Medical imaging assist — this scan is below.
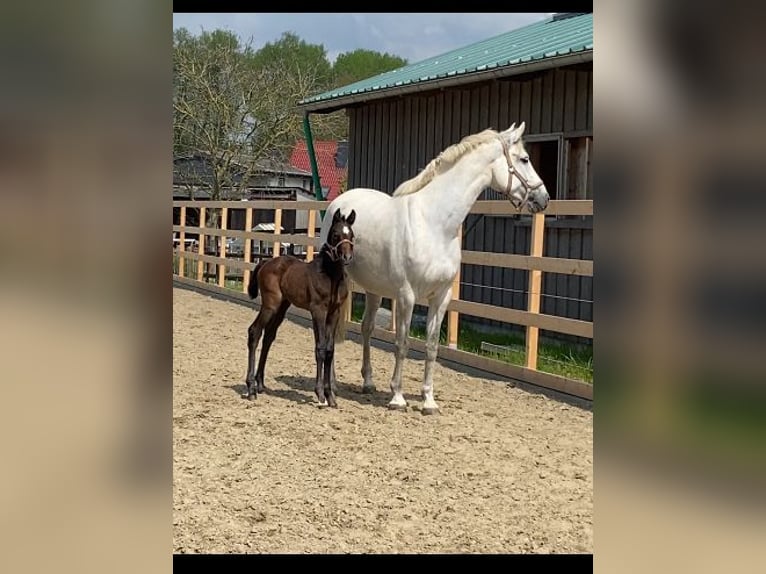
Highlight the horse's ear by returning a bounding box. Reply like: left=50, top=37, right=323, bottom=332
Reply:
left=346, top=209, right=356, bottom=225
left=509, top=121, right=526, bottom=143
left=332, top=209, right=342, bottom=223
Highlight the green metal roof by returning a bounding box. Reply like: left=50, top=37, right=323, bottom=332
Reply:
left=299, top=12, right=592, bottom=111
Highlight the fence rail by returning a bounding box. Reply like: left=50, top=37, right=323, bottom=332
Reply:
left=172, top=199, right=593, bottom=400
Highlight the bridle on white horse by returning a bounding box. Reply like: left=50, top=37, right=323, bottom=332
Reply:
left=498, top=136, right=544, bottom=210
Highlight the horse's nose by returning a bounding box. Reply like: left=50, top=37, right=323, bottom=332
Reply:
left=534, top=187, right=550, bottom=210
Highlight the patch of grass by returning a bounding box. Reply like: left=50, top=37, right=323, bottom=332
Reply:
left=351, top=300, right=365, bottom=323
left=429, top=321, right=593, bottom=384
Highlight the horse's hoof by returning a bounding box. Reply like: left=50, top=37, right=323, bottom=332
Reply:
left=361, top=385, right=375, bottom=394
left=421, top=407, right=441, bottom=416
left=246, top=394, right=256, bottom=401
left=387, top=403, right=408, bottom=411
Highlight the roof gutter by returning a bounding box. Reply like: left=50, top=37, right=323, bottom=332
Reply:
left=299, top=50, right=592, bottom=114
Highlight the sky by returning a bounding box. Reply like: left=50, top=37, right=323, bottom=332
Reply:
left=172, top=13, right=552, bottom=64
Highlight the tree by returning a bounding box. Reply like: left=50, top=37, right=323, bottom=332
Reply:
left=173, top=28, right=329, bottom=201
left=247, top=32, right=336, bottom=155
left=248, top=32, right=333, bottom=88
left=173, top=28, right=253, bottom=200
left=332, top=49, right=408, bottom=87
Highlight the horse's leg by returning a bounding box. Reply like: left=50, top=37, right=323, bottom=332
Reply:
left=360, top=292, right=382, bottom=394
left=388, top=289, right=415, bottom=410
left=245, top=310, right=271, bottom=399
left=311, top=309, right=329, bottom=407
left=421, top=285, right=453, bottom=415
left=254, top=301, right=290, bottom=393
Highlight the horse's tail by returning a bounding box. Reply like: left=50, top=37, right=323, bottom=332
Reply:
left=248, top=260, right=265, bottom=300
left=334, top=295, right=351, bottom=344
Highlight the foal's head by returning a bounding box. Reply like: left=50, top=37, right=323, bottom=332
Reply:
left=325, top=209, right=356, bottom=265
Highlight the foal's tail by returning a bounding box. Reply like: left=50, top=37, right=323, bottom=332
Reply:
left=248, top=260, right=265, bottom=300
left=334, top=295, right=351, bottom=344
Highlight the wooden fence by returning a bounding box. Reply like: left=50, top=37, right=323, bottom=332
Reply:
left=172, top=199, right=593, bottom=401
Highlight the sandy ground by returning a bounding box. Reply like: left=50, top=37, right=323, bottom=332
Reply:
left=173, top=286, right=593, bottom=554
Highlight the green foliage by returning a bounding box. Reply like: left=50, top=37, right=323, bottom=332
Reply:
left=248, top=32, right=333, bottom=87
left=333, top=49, right=407, bottom=86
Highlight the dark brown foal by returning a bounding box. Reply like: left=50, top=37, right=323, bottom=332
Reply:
left=244, top=209, right=356, bottom=407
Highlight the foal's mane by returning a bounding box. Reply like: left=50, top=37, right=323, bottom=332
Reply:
left=392, top=128, right=501, bottom=197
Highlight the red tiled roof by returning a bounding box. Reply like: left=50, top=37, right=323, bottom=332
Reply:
left=289, top=139, right=347, bottom=202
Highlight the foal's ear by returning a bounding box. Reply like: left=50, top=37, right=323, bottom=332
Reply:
left=346, top=209, right=356, bottom=225
left=332, top=209, right=343, bottom=224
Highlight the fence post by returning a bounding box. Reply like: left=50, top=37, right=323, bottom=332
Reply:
left=243, top=207, right=253, bottom=294
left=218, top=207, right=228, bottom=287
left=306, top=209, right=316, bottom=262
left=273, top=208, right=282, bottom=257
left=525, top=212, right=545, bottom=369
left=178, top=206, right=186, bottom=277
left=447, top=224, right=462, bottom=349
left=197, top=206, right=206, bottom=281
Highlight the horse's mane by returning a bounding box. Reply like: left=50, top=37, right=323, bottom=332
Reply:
left=392, top=128, right=501, bottom=197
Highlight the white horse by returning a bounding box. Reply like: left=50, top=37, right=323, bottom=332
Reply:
left=319, top=122, right=550, bottom=414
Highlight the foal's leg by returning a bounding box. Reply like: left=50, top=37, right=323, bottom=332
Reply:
left=388, top=289, right=415, bottom=410
left=323, top=309, right=341, bottom=408
left=245, top=310, right=270, bottom=399
left=421, top=285, right=453, bottom=415
left=360, top=292, right=382, bottom=394
left=311, top=309, right=329, bottom=407
left=254, top=301, right=290, bottom=393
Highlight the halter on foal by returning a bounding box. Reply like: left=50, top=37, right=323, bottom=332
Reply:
left=244, top=209, right=356, bottom=407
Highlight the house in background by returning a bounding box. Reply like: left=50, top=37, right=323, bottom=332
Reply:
left=289, top=139, right=348, bottom=201
left=173, top=153, right=314, bottom=201
left=173, top=152, right=316, bottom=256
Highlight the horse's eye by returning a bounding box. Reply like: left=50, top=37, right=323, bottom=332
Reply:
left=520, top=156, right=529, bottom=164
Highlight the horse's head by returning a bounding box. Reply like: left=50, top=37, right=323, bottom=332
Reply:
left=326, top=208, right=356, bottom=265
left=489, top=122, right=550, bottom=213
